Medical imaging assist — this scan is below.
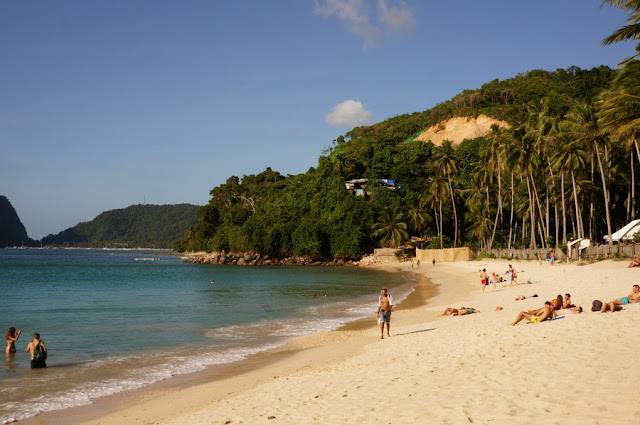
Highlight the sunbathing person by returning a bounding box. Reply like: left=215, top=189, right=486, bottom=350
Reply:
left=600, top=284, right=640, bottom=312
left=458, top=307, right=480, bottom=315
left=441, top=307, right=480, bottom=316
left=510, top=302, right=556, bottom=326
left=515, top=294, right=538, bottom=301
left=628, top=257, right=640, bottom=268
left=600, top=302, right=624, bottom=312
left=555, top=306, right=583, bottom=315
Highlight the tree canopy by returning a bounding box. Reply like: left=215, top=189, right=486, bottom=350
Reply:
left=178, top=63, right=640, bottom=257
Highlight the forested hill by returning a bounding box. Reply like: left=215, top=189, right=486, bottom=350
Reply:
left=177, top=64, right=637, bottom=258
left=41, top=204, right=199, bottom=248
left=0, top=196, right=34, bottom=247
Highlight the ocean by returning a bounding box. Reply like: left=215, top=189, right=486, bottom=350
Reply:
left=0, top=249, right=420, bottom=424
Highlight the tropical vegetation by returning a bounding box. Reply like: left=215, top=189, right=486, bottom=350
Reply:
left=177, top=3, right=640, bottom=258
left=41, top=204, right=199, bottom=248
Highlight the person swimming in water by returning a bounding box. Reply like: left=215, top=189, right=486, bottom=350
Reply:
left=6, top=327, right=21, bottom=353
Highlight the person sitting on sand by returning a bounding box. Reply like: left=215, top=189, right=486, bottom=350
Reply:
left=600, top=284, right=640, bottom=312
left=628, top=257, right=640, bottom=268
left=515, top=294, right=538, bottom=301
left=563, top=293, right=575, bottom=309
left=510, top=302, right=556, bottom=326
left=550, top=295, right=564, bottom=311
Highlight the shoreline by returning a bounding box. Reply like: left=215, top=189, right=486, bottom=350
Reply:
left=19, top=261, right=451, bottom=425
left=22, top=259, right=640, bottom=424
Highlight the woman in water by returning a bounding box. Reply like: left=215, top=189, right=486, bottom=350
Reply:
left=6, top=327, right=21, bottom=353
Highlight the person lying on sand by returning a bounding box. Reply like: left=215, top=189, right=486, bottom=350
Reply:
left=555, top=306, right=583, bottom=315
left=515, top=294, right=538, bottom=301
left=441, top=307, right=480, bottom=316
left=600, top=284, right=640, bottom=313
left=510, top=302, right=556, bottom=326
left=600, top=301, right=624, bottom=312
left=628, top=257, right=640, bottom=268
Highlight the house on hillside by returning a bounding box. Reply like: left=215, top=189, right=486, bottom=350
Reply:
left=345, top=179, right=401, bottom=196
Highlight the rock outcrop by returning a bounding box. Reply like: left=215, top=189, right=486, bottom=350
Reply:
left=184, top=251, right=357, bottom=267
left=0, top=196, right=33, bottom=247
left=413, top=114, right=510, bottom=146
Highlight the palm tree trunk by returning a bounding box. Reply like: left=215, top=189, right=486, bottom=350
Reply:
left=571, top=169, right=583, bottom=239
left=554, top=204, right=559, bottom=247
left=530, top=176, right=548, bottom=244
left=594, top=141, right=613, bottom=245
left=447, top=175, right=458, bottom=247
left=508, top=173, right=515, bottom=249
left=526, top=176, right=535, bottom=248
left=628, top=152, right=634, bottom=222
left=439, top=203, right=444, bottom=249
left=631, top=134, right=640, bottom=218
left=490, top=165, right=502, bottom=249
left=561, top=170, right=567, bottom=243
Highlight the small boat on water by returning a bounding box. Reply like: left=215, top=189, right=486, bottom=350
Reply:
left=134, top=258, right=160, bottom=261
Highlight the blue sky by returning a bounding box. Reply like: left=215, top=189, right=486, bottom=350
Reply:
left=0, top=0, right=635, bottom=240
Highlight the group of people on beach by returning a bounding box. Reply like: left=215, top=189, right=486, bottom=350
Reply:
left=509, top=293, right=581, bottom=325
left=438, top=281, right=640, bottom=327
left=5, top=327, right=47, bottom=368
left=594, top=284, right=640, bottom=312
left=510, top=285, right=640, bottom=325
left=479, top=264, right=519, bottom=292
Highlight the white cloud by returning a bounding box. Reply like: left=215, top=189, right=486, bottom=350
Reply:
left=314, top=0, right=415, bottom=47
left=325, top=100, right=374, bottom=127
left=377, top=0, right=415, bottom=33
left=313, top=0, right=379, bottom=47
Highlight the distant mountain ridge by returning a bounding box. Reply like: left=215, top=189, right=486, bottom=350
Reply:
left=41, top=204, right=199, bottom=249
left=0, top=196, right=34, bottom=247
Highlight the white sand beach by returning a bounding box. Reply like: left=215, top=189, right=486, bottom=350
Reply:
left=26, top=259, right=640, bottom=425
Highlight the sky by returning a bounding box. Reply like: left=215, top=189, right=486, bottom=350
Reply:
left=1, top=0, right=636, bottom=240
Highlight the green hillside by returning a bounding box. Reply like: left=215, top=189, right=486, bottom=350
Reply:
left=178, top=62, right=640, bottom=258
left=41, top=204, right=199, bottom=249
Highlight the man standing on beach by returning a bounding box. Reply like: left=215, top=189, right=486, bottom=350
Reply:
left=480, top=269, right=489, bottom=292
left=377, top=288, right=394, bottom=339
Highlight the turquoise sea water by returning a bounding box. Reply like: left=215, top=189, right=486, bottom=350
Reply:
left=0, top=249, right=419, bottom=424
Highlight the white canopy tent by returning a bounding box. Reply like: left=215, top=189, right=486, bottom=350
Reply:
left=603, top=219, right=640, bottom=243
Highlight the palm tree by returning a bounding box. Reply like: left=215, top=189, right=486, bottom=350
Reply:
left=466, top=205, right=494, bottom=248
left=507, top=127, right=542, bottom=248
left=599, top=60, right=640, bottom=219
left=432, top=140, right=459, bottom=247
left=427, top=177, right=449, bottom=249
left=602, top=0, right=640, bottom=63
left=550, top=134, right=588, bottom=239
left=372, top=208, right=409, bottom=248
left=564, top=101, right=614, bottom=245
left=407, top=196, right=432, bottom=239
